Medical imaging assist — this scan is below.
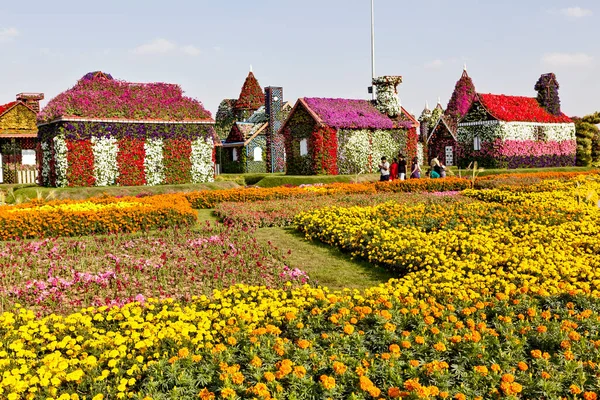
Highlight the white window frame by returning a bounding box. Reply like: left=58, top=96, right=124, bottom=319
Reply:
left=253, top=147, right=263, bottom=162
left=232, top=148, right=238, bottom=161
left=473, top=136, right=481, bottom=151
left=21, top=149, right=36, bottom=165
left=299, top=138, right=308, bottom=156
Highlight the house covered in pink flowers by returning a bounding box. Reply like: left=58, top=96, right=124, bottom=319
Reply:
left=37, top=71, right=217, bottom=187
left=282, top=76, right=419, bottom=175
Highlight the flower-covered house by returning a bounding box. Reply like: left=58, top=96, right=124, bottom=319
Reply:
left=37, top=71, right=217, bottom=187
left=282, top=76, right=419, bottom=175
left=457, top=73, right=575, bottom=168
left=217, top=71, right=290, bottom=173
left=220, top=99, right=292, bottom=173
left=0, top=93, right=44, bottom=183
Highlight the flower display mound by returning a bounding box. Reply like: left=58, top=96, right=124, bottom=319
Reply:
left=295, top=177, right=600, bottom=300
left=0, top=225, right=305, bottom=316
left=38, top=71, right=212, bottom=123
left=215, top=191, right=467, bottom=228
left=1, top=284, right=600, bottom=398
left=0, top=194, right=196, bottom=239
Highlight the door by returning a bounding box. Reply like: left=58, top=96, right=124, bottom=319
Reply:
left=445, top=146, right=453, bottom=166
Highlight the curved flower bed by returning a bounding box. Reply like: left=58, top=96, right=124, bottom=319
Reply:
left=1, top=284, right=599, bottom=398
left=0, top=194, right=196, bottom=239
left=295, top=177, right=600, bottom=300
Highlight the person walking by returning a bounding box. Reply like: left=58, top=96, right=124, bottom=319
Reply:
left=378, top=156, right=390, bottom=181
left=398, top=154, right=407, bottom=181
left=410, top=157, right=421, bottom=178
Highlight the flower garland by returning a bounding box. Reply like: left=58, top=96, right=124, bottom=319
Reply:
left=144, top=138, right=165, bottom=186
left=53, top=134, right=68, bottom=188
left=311, top=126, right=338, bottom=175
left=66, top=139, right=95, bottom=187
left=163, top=139, right=192, bottom=185
left=190, top=137, right=215, bottom=183
left=117, top=138, right=146, bottom=186
left=40, top=141, right=52, bottom=186
left=91, top=136, right=119, bottom=186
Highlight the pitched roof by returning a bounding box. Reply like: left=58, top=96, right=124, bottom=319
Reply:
left=38, top=71, right=213, bottom=123
left=302, top=98, right=394, bottom=129
left=0, top=101, right=18, bottom=117
left=477, top=93, right=572, bottom=123
left=235, top=72, right=264, bottom=111
left=427, top=115, right=457, bottom=143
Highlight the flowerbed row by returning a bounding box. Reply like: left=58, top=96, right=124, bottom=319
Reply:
left=0, top=194, right=196, bottom=240
left=1, top=284, right=599, bottom=398
left=215, top=192, right=466, bottom=228
left=295, top=177, right=600, bottom=300
left=0, top=224, right=303, bottom=316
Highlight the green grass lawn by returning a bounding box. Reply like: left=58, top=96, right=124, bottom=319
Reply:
left=254, top=173, right=380, bottom=188
left=254, top=227, right=395, bottom=290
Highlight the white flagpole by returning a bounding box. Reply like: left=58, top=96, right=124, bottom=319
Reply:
left=371, top=0, right=376, bottom=100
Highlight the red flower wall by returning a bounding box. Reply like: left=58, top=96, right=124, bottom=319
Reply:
left=66, top=139, right=95, bottom=187
left=117, top=138, right=146, bottom=186
left=163, top=139, right=192, bottom=184
left=311, top=126, right=338, bottom=175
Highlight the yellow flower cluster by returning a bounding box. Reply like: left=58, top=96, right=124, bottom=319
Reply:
left=295, top=177, right=600, bottom=300
left=2, top=283, right=599, bottom=398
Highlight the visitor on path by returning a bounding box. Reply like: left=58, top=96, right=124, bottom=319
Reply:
left=438, top=159, right=447, bottom=178
left=379, top=156, right=390, bottom=181
left=398, top=154, right=407, bottom=181
left=410, top=157, right=421, bottom=178
left=430, top=158, right=441, bottom=179
left=390, top=158, right=398, bottom=180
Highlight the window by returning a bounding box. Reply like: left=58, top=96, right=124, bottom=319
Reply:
left=535, top=126, right=546, bottom=141
left=232, top=148, right=238, bottom=161
left=253, top=147, right=263, bottom=162
left=22, top=149, right=36, bottom=165
left=299, top=138, right=308, bottom=156
left=473, top=136, right=481, bottom=151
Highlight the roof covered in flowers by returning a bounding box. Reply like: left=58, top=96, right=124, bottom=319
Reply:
left=301, top=98, right=414, bottom=130
left=477, top=93, right=572, bottom=124
left=38, top=71, right=213, bottom=123
left=235, top=72, right=264, bottom=111
left=0, top=101, right=18, bottom=117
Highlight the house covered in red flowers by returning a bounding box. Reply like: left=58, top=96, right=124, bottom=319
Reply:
left=429, top=71, right=575, bottom=168
left=37, top=71, right=217, bottom=187
left=282, top=76, right=419, bottom=175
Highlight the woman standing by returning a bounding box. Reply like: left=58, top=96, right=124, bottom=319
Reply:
left=410, top=157, right=421, bottom=178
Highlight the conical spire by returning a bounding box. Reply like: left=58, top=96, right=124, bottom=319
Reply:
left=424, top=100, right=430, bottom=111
left=235, top=70, right=264, bottom=111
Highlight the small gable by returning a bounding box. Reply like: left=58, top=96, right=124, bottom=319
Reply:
left=0, top=102, right=38, bottom=134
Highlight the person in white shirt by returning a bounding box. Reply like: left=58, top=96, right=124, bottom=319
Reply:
left=378, top=156, right=390, bottom=181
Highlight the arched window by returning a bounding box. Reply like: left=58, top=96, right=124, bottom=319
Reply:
left=253, top=147, right=263, bottom=161
left=232, top=148, right=238, bottom=161
left=299, top=138, right=308, bottom=156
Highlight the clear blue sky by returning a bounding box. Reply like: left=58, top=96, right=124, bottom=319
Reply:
left=0, top=0, right=597, bottom=118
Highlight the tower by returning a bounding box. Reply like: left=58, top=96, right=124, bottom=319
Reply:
left=265, top=86, right=285, bottom=173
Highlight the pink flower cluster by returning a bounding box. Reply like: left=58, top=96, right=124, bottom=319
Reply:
left=279, top=266, right=309, bottom=284
left=303, top=98, right=394, bottom=129
left=38, top=72, right=213, bottom=123
left=498, top=140, right=577, bottom=157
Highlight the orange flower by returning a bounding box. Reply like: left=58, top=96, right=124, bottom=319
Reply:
left=343, top=324, right=355, bottom=335
left=293, top=366, right=306, bottom=379
left=388, top=387, right=401, bottom=398
left=433, top=342, right=447, bottom=352
left=570, top=385, right=583, bottom=395
left=415, top=336, right=425, bottom=345
left=297, top=339, right=311, bottom=349
left=517, top=361, right=528, bottom=371
left=319, top=375, right=336, bottom=390
left=584, top=392, right=598, bottom=400
left=332, top=361, right=347, bottom=375
left=263, top=372, right=275, bottom=382
left=531, top=349, right=542, bottom=359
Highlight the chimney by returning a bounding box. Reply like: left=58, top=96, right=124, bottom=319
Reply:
left=16, top=92, right=44, bottom=114
left=534, top=73, right=561, bottom=116
left=372, top=76, right=402, bottom=117
left=265, top=86, right=285, bottom=172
